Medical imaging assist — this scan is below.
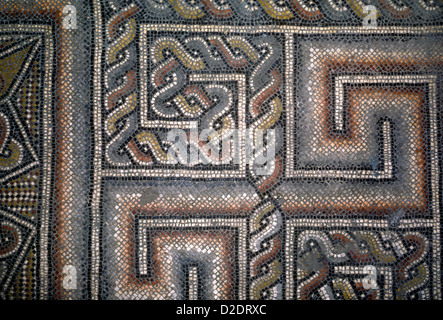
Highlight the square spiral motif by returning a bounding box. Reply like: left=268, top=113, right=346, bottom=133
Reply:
left=0, top=0, right=442, bottom=300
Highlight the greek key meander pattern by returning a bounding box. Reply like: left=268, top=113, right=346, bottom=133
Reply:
left=0, top=0, right=441, bottom=300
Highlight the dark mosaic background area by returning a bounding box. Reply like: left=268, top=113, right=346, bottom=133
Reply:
left=0, top=0, right=442, bottom=300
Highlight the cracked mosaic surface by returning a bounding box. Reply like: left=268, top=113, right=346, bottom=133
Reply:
left=0, top=0, right=442, bottom=300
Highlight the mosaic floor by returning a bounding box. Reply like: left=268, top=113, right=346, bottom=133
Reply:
left=0, top=0, right=442, bottom=300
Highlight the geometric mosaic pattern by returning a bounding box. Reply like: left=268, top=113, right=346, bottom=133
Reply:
left=0, top=0, right=442, bottom=300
